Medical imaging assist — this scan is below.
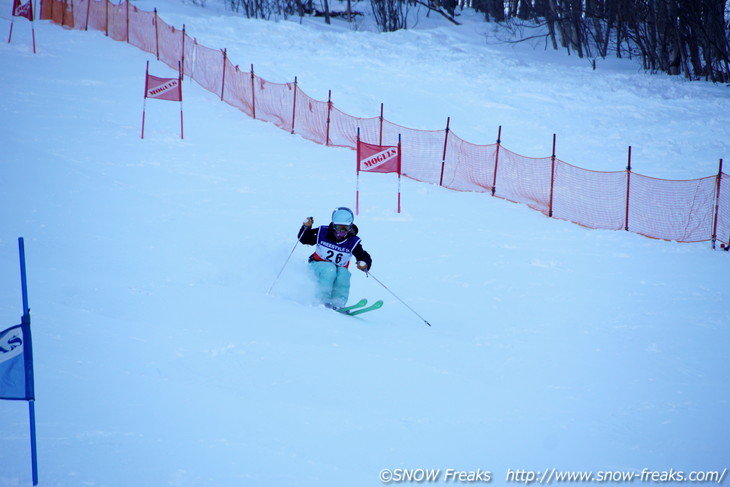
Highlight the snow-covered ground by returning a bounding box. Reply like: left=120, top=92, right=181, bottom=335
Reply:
left=1, top=1, right=729, bottom=485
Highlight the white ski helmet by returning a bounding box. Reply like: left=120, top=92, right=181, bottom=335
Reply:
left=331, top=207, right=354, bottom=226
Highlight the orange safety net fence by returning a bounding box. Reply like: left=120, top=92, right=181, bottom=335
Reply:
left=40, top=0, right=730, bottom=247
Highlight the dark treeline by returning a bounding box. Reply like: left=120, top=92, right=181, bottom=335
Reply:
left=219, top=0, right=730, bottom=82
left=471, top=0, right=730, bottom=82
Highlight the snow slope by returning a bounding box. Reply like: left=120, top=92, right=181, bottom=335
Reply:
left=1, top=1, right=729, bottom=485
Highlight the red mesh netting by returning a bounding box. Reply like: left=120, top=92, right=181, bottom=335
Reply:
left=128, top=6, right=155, bottom=55
left=106, top=1, right=127, bottom=42
left=83, top=0, right=107, bottom=33
left=221, top=62, right=254, bottom=118
left=351, top=116, right=382, bottom=148
left=42, top=0, right=73, bottom=27
left=629, top=174, right=718, bottom=242
left=251, top=74, right=295, bottom=133
left=382, top=122, right=445, bottom=186
left=328, top=106, right=363, bottom=148
left=494, top=147, right=552, bottom=215
left=190, top=41, right=223, bottom=96
left=153, top=20, right=193, bottom=78
left=291, top=89, right=329, bottom=145
left=39, top=0, right=729, bottom=247
left=441, top=132, right=497, bottom=193
left=552, top=162, right=628, bottom=231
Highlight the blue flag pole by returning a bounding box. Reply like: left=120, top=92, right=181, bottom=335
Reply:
left=18, top=237, right=38, bottom=486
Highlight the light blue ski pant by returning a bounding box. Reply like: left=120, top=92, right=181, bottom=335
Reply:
left=309, top=260, right=351, bottom=308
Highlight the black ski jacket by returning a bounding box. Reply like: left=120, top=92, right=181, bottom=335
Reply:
left=298, top=223, right=373, bottom=270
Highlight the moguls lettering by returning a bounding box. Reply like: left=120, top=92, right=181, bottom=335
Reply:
left=0, top=328, right=23, bottom=364
left=148, top=80, right=179, bottom=97
left=362, top=148, right=398, bottom=169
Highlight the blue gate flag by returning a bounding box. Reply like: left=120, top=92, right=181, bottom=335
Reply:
left=0, top=321, right=34, bottom=401
left=1, top=237, right=39, bottom=485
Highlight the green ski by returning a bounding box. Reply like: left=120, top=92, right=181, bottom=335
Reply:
left=341, top=300, right=383, bottom=316
left=336, top=298, right=368, bottom=313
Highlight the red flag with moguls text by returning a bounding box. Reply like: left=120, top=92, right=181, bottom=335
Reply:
left=12, top=0, right=33, bottom=21
left=357, top=140, right=400, bottom=174
left=145, top=74, right=182, bottom=102
left=356, top=137, right=402, bottom=214
left=142, top=62, right=184, bottom=139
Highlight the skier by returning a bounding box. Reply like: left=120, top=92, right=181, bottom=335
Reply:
left=298, top=207, right=372, bottom=310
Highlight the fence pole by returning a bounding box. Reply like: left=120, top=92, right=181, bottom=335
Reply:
left=154, top=8, right=159, bottom=60
left=491, top=125, right=501, bottom=197
left=104, top=0, right=108, bottom=36
left=250, top=64, right=256, bottom=120
left=379, top=103, right=384, bottom=146
left=31, top=9, right=36, bottom=53
left=290, top=76, right=298, bottom=134
left=397, top=133, right=402, bottom=213
left=625, top=146, right=632, bottom=232
left=548, top=133, right=557, bottom=217
left=356, top=127, right=361, bottom=215
left=181, top=25, right=186, bottom=81
left=438, top=117, right=450, bottom=187
left=712, top=158, right=724, bottom=249
left=220, top=48, right=227, bottom=101
left=178, top=60, right=184, bottom=140
left=141, top=60, right=149, bottom=139
left=84, top=0, right=91, bottom=30
left=125, top=0, right=129, bottom=43
left=326, top=90, right=332, bottom=146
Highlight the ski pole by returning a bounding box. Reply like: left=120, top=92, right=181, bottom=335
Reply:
left=268, top=225, right=307, bottom=295
left=366, top=271, right=431, bottom=327
left=267, top=239, right=299, bottom=295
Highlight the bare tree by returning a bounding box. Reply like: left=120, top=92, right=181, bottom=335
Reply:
left=482, top=0, right=730, bottom=81
left=371, top=0, right=409, bottom=31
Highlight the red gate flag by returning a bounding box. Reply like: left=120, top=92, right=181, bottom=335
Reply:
left=142, top=61, right=184, bottom=139
left=11, top=0, right=33, bottom=21
left=7, top=0, right=36, bottom=54
left=356, top=134, right=402, bottom=214
left=358, top=140, right=400, bottom=174
left=145, top=74, right=182, bottom=101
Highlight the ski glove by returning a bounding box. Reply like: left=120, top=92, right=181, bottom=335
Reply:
left=303, top=216, right=313, bottom=228
left=357, top=261, right=369, bottom=271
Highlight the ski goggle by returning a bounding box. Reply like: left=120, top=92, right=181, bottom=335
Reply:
left=334, top=224, right=350, bottom=234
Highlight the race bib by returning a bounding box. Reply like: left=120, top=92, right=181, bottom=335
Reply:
left=314, top=225, right=360, bottom=267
